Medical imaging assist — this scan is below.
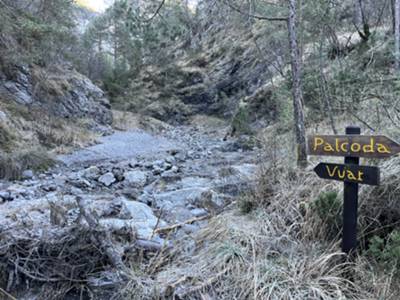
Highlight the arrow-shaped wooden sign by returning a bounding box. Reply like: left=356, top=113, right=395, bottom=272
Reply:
left=308, top=135, right=400, bottom=158
left=314, top=162, right=380, bottom=186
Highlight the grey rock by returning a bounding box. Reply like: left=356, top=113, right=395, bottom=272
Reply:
left=120, top=188, right=140, bottom=200
left=152, top=166, right=163, bottom=176
left=199, top=190, right=226, bottom=214
left=22, top=170, right=34, bottom=180
left=123, top=171, right=147, bottom=187
left=112, top=167, right=125, bottom=182
left=0, top=110, right=7, bottom=121
left=190, top=208, right=208, bottom=217
left=232, top=164, right=258, bottom=180
left=128, top=159, right=140, bottom=168
left=101, top=199, right=166, bottom=239
left=0, top=191, right=12, bottom=201
left=171, top=207, right=193, bottom=222
left=82, top=166, right=101, bottom=180
left=153, top=187, right=209, bottom=209
left=98, top=172, right=116, bottom=187
left=41, top=184, right=57, bottom=192
left=0, top=66, right=112, bottom=126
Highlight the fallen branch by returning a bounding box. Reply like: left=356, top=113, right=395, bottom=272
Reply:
left=75, top=196, right=127, bottom=273
left=176, top=268, right=230, bottom=298
left=0, top=287, right=17, bottom=300
left=154, top=215, right=210, bottom=234
left=125, top=239, right=166, bottom=252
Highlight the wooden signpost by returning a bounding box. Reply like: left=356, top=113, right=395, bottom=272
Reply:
left=314, top=163, right=380, bottom=186
left=308, top=126, right=400, bottom=255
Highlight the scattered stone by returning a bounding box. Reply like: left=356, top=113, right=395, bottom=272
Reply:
left=232, top=164, right=257, bottom=180
left=152, top=167, right=163, bottom=176
left=128, top=159, right=140, bottom=168
left=112, top=167, right=125, bottom=182
left=190, top=208, right=208, bottom=217
left=22, top=170, right=34, bottom=180
left=42, top=184, right=57, bottom=192
left=199, top=190, right=225, bottom=214
left=123, top=171, right=147, bottom=187
left=98, top=172, right=116, bottom=187
left=120, top=188, right=140, bottom=200
left=154, top=188, right=209, bottom=209
left=0, top=191, right=12, bottom=201
left=82, top=166, right=101, bottom=180
left=101, top=199, right=166, bottom=240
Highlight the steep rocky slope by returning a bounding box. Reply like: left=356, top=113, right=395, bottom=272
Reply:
left=117, top=10, right=283, bottom=129
left=0, top=64, right=113, bottom=154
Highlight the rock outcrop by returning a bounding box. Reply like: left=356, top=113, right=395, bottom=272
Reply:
left=0, top=65, right=113, bottom=127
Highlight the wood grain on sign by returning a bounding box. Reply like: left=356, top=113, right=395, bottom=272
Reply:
left=314, top=163, right=380, bottom=186
left=308, top=135, right=400, bottom=158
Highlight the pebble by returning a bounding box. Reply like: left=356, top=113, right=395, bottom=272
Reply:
left=98, top=172, right=116, bottom=187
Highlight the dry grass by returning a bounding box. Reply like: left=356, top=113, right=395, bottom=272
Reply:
left=112, top=110, right=172, bottom=134
left=117, top=158, right=398, bottom=299
left=119, top=122, right=400, bottom=299
left=0, top=101, right=99, bottom=154
left=0, top=148, right=56, bottom=180
left=121, top=210, right=371, bottom=300
left=359, top=155, right=400, bottom=244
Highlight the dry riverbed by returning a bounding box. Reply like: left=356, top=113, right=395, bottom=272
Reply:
left=0, top=122, right=260, bottom=299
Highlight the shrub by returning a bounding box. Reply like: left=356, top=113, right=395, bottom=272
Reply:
left=368, top=230, right=400, bottom=273
left=310, top=191, right=342, bottom=240
left=230, top=106, right=253, bottom=136
left=237, top=193, right=254, bottom=214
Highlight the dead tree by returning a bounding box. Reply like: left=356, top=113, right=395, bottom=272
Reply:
left=288, top=0, right=307, bottom=167
left=395, top=0, right=400, bottom=71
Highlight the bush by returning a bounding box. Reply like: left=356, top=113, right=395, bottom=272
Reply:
left=310, top=191, right=342, bottom=240
left=368, top=230, right=400, bottom=272
left=230, top=106, right=253, bottom=136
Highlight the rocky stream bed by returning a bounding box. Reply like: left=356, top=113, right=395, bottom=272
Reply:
left=0, top=124, right=260, bottom=298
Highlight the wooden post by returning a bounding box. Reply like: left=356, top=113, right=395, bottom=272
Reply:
left=342, top=126, right=361, bottom=255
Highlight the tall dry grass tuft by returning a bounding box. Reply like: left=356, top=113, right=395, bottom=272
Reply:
left=118, top=151, right=391, bottom=298
left=144, top=212, right=374, bottom=299
left=0, top=148, right=55, bottom=180
left=359, top=156, right=400, bottom=242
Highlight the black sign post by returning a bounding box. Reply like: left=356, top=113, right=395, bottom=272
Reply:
left=342, top=126, right=360, bottom=255
left=307, top=126, right=400, bottom=255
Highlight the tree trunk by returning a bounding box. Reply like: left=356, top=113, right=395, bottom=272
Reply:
left=392, top=0, right=396, bottom=34
left=395, top=0, right=400, bottom=71
left=319, top=37, right=337, bottom=134
left=353, top=0, right=363, bottom=28
left=288, top=0, right=307, bottom=168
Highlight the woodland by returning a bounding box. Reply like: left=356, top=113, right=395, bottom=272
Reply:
left=1, top=0, right=400, bottom=299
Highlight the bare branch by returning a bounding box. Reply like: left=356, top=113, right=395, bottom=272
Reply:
left=221, top=0, right=288, bottom=22
left=145, top=0, right=166, bottom=23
